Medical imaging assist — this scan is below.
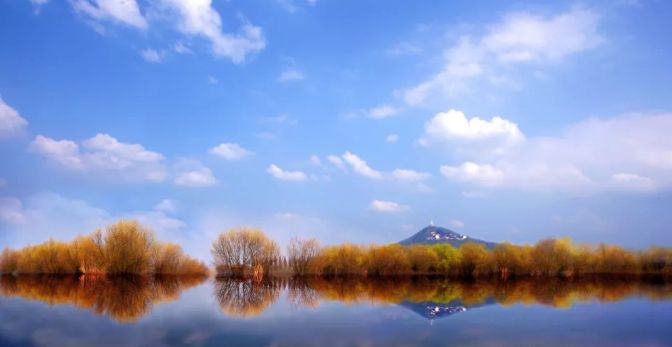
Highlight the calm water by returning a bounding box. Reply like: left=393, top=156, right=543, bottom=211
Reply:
left=1, top=276, right=671, bottom=347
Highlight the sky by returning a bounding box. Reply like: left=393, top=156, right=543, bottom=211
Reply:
left=1, top=0, right=672, bottom=259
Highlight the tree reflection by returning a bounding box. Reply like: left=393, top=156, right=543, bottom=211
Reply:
left=214, top=278, right=283, bottom=317
left=212, top=276, right=672, bottom=318
left=0, top=275, right=206, bottom=322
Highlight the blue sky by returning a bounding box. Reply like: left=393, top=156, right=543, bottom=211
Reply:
left=1, top=0, right=671, bottom=258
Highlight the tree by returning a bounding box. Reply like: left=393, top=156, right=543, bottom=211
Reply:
left=407, top=245, right=439, bottom=274
left=0, top=248, right=18, bottom=274
left=212, top=228, right=280, bottom=277
left=287, top=238, right=320, bottom=276
left=493, top=243, right=522, bottom=279
left=366, top=244, right=410, bottom=276
left=459, top=243, right=490, bottom=277
left=431, top=244, right=461, bottom=275
left=103, top=220, right=156, bottom=275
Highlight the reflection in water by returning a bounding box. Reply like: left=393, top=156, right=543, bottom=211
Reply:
left=0, top=275, right=206, bottom=322
left=213, top=276, right=672, bottom=318
left=214, top=278, right=283, bottom=317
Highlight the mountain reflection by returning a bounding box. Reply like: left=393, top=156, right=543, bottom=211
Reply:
left=0, top=275, right=206, bottom=322
left=214, top=277, right=672, bottom=318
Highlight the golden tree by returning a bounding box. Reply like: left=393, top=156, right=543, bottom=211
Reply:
left=212, top=228, right=280, bottom=277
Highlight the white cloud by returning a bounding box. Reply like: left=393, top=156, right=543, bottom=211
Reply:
left=421, top=109, right=524, bottom=146
left=209, top=143, right=254, bottom=160
left=368, top=105, right=402, bottom=119
left=342, top=151, right=383, bottom=179
left=439, top=112, right=672, bottom=192
left=140, top=48, right=164, bottom=63
left=400, top=8, right=601, bottom=105
left=440, top=162, right=504, bottom=186
left=482, top=8, right=602, bottom=63
left=277, top=69, right=305, bottom=82
left=30, top=0, right=50, bottom=5
left=267, top=164, right=307, bottom=181
left=0, top=98, right=28, bottom=138
left=386, top=134, right=399, bottom=143
left=327, top=155, right=347, bottom=172
left=207, top=75, right=219, bottom=84
left=391, top=169, right=431, bottom=182
left=370, top=199, right=409, bottom=213
left=70, top=0, right=148, bottom=29
left=30, top=133, right=168, bottom=182
left=162, top=0, right=266, bottom=63
left=174, top=161, right=217, bottom=187
left=70, top=1, right=266, bottom=63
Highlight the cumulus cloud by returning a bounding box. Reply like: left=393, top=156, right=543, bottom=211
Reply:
left=421, top=109, right=524, bottom=147
left=399, top=7, right=602, bottom=105
left=267, top=164, right=307, bottom=181
left=342, top=151, right=383, bottom=179
left=0, top=98, right=28, bottom=138
left=386, top=134, right=399, bottom=143
left=438, top=112, right=672, bottom=192
left=370, top=199, right=409, bottom=213
left=209, top=143, right=254, bottom=160
left=368, top=105, right=402, bottom=119
left=30, top=133, right=168, bottom=182
left=70, top=0, right=266, bottom=63
left=70, top=0, right=148, bottom=29
left=277, top=69, right=305, bottom=82
left=162, top=0, right=266, bottom=63
left=174, top=161, right=217, bottom=187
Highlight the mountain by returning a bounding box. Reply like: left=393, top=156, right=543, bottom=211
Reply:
left=398, top=225, right=498, bottom=249
left=399, top=298, right=495, bottom=320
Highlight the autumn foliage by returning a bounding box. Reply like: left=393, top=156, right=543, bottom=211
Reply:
left=306, top=239, right=672, bottom=278
left=0, top=220, right=209, bottom=276
left=210, top=229, right=672, bottom=279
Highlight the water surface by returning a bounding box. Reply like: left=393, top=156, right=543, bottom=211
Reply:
left=1, top=276, right=671, bottom=346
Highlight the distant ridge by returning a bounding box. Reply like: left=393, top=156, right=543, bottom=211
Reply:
left=398, top=225, right=498, bottom=249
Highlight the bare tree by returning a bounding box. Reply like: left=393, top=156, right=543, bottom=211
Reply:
left=287, top=238, right=320, bottom=276
left=211, top=228, right=280, bottom=277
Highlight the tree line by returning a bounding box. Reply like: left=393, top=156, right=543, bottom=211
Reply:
left=212, top=228, right=672, bottom=279
left=0, top=220, right=208, bottom=276
left=3, top=223, right=671, bottom=279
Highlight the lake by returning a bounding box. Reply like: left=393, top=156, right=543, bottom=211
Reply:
left=1, top=276, right=671, bottom=346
